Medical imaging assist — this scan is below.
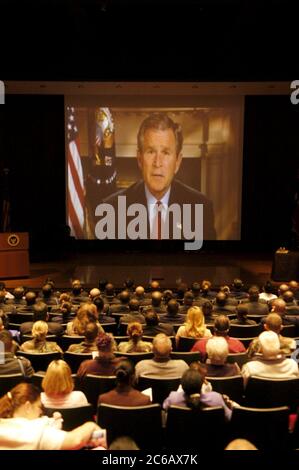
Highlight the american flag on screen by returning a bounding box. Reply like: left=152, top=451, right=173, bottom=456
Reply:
left=67, top=106, right=85, bottom=238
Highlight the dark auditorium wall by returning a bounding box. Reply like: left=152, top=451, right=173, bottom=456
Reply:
left=1, top=93, right=299, bottom=256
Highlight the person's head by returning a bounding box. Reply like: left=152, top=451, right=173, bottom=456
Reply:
left=220, top=285, right=231, bottom=295
left=144, top=310, right=159, bottom=326
left=0, top=290, right=6, bottom=304
left=60, top=301, right=72, bottom=317
left=72, top=279, right=82, bottom=295
left=248, top=286, right=260, bottom=302
left=32, top=302, right=48, bottom=322
left=282, top=290, right=295, bottom=304
left=181, top=368, right=204, bottom=410
left=77, top=302, right=98, bottom=322
left=13, top=286, right=25, bottom=300
left=0, top=383, right=42, bottom=419
left=201, top=300, right=213, bottom=319
left=25, top=291, right=36, bottom=306
left=84, top=322, right=99, bottom=342
left=42, top=283, right=53, bottom=298
left=115, top=360, right=136, bottom=388
left=135, top=286, right=145, bottom=297
left=93, top=296, right=104, bottom=313
left=232, top=278, right=243, bottom=291
left=129, top=298, right=139, bottom=312
left=206, top=336, right=229, bottom=364
left=127, top=322, right=143, bottom=342
left=215, top=292, right=227, bottom=307
left=150, top=280, right=160, bottom=291
left=265, top=313, right=282, bottom=334
left=89, top=288, right=101, bottom=300
left=167, top=299, right=179, bottom=316
left=236, top=305, right=248, bottom=320
left=32, top=321, right=48, bottom=341
left=59, top=293, right=71, bottom=304
left=214, top=315, right=230, bottom=337
left=105, top=283, right=115, bottom=296
left=123, top=278, right=134, bottom=290
left=289, top=280, right=298, bottom=294
left=278, top=283, right=289, bottom=296
left=119, top=290, right=130, bottom=305
left=137, top=112, right=183, bottom=200
left=151, top=291, right=162, bottom=307
left=176, top=282, right=188, bottom=298
left=263, top=281, right=274, bottom=294
left=163, top=289, right=173, bottom=302
left=185, top=306, right=206, bottom=337
left=0, top=329, right=13, bottom=352
left=109, top=436, right=139, bottom=450
left=201, top=280, right=212, bottom=293
left=97, top=333, right=114, bottom=354
left=42, top=360, right=74, bottom=397
left=98, top=279, right=108, bottom=291
left=183, top=291, right=194, bottom=306
left=152, top=333, right=172, bottom=359
left=271, top=298, right=286, bottom=315
left=191, top=282, right=201, bottom=295
left=259, top=331, right=280, bottom=358
left=225, top=439, right=257, bottom=450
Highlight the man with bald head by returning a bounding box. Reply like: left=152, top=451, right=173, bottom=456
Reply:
left=282, top=291, right=299, bottom=315
left=248, top=313, right=296, bottom=358
left=135, top=333, right=188, bottom=379
left=133, top=286, right=151, bottom=306
left=289, top=280, right=299, bottom=301
left=109, top=290, right=131, bottom=314
left=144, top=291, right=167, bottom=315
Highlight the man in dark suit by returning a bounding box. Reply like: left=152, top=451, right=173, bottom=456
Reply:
left=99, top=112, right=216, bottom=242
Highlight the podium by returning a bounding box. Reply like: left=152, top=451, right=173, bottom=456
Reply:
left=271, top=250, right=299, bottom=282
left=0, top=232, right=29, bottom=279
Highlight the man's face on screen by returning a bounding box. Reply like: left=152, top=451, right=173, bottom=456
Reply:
left=137, top=128, right=182, bottom=200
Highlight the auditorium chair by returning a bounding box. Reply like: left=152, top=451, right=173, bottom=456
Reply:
left=7, top=312, right=34, bottom=324
left=57, top=335, right=85, bottom=351
left=177, top=336, right=198, bottom=352
left=170, top=351, right=201, bottom=365
left=114, top=351, right=154, bottom=365
left=77, top=374, right=116, bottom=412
left=229, top=405, right=290, bottom=450
left=100, top=322, right=118, bottom=335
left=206, top=375, right=244, bottom=403
left=44, top=404, right=94, bottom=431
left=229, top=323, right=262, bottom=338
left=227, top=352, right=249, bottom=367
left=137, top=376, right=181, bottom=405
left=0, top=373, right=26, bottom=397
left=244, top=376, right=299, bottom=412
left=165, top=405, right=226, bottom=450
left=113, top=336, right=129, bottom=344
left=20, top=334, right=57, bottom=344
left=16, top=351, right=62, bottom=372
left=97, top=403, right=162, bottom=449
left=64, top=351, right=93, bottom=373
left=281, top=324, right=297, bottom=338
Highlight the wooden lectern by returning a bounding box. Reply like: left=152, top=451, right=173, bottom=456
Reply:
left=0, top=232, right=29, bottom=279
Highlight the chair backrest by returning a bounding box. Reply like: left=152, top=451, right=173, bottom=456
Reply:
left=137, top=376, right=181, bottom=405
left=20, top=334, right=57, bottom=344
left=170, top=351, right=201, bottom=365
left=97, top=403, right=162, bottom=449
left=78, top=374, right=116, bottom=412
left=44, top=404, right=94, bottom=431
left=0, top=374, right=26, bottom=397
left=165, top=405, right=226, bottom=450
left=227, top=352, right=249, bottom=367
left=229, top=405, right=289, bottom=450
left=114, top=351, right=154, bottom=365
left=206, top=375, right=244, bottom=402
left=57, top=335, right=85, bottom=351
left=16, top=351, right=62, bottom=372
left=229, top=323, right=262, bottom=338
left=113, top=336, right=129, bottom=344
left=244, top=376, right=299, bottom=412
left=64, top=352, right=93, bottom=373
left=281, top=324, right=297, bottom=338
left=177, top=336, right=198, bottom=352
left=101, top=323, right=118, bottom=335
left=7, top=312, right=34, bottom=324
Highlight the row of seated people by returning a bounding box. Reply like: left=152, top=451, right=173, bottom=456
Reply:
left=2, top=277, right=299, bottom=318
left=0, top=342, right=299, bottom=450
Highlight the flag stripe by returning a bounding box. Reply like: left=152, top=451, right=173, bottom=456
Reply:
left=68, top=141, right=85, bottom=208
left=68, top=163, right=85, bottom=228
left=68, top=188, right=84, bottom=238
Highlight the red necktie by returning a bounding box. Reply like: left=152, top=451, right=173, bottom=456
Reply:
left=156, top=200, right=162, bottom=240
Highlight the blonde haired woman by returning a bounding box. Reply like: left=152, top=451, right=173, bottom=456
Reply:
left=118, top=322, right=153, bottom=353
left=41, top=360, right=88, bottom=408
left=176, top=306, right=212, bottom=348
left=20, top=321, right=63, bottom=353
